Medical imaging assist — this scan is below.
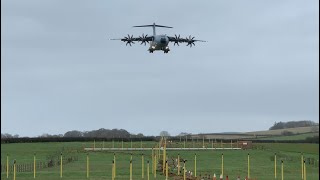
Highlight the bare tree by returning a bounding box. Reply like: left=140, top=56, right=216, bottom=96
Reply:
left=64, top=130, right=83, bottom=137
left=1, top=133, right=13, bottom=139
left=160, top=131, right=170, bottom=137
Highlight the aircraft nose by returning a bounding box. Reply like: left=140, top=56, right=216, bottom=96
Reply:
left=160, top=37, right=167, bottom=44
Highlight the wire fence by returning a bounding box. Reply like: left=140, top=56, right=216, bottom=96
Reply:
left=1, top=151, right=319, bottom=180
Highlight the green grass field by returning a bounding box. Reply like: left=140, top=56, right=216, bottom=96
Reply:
left=256, top=132, right=319, bottom=141
left=1, top=141, right=319, bottom=180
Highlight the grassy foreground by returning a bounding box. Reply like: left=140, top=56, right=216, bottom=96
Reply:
left=1, top=141, right=319, bottom=180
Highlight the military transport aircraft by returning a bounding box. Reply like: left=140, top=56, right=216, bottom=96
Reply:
left=111, top=23, right=206, bottom=53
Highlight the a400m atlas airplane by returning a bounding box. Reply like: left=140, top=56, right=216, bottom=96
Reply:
left=111, top=23, right=206, bottom=53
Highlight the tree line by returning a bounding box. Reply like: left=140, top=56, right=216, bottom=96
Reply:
left=1, top=128, right=144, bottom=139
left=269, top=120, right=319, bottom=130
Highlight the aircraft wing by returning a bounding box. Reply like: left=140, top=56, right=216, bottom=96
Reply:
left=168, top=35, right=206, bottom=47
left=110, top=34, right=153, bottom=46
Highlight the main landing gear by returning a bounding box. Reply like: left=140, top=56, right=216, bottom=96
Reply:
left=148, top=48, right=169, bottom=53
left=163, top=47, right=170, bottom=53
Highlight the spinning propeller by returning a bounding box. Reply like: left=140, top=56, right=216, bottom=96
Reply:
left=186, top=35, right=196, bottom=47
left=123, top=34, right=135, bottom=46
left=139, top=34, right=149, bottom=45
left=173, top=34, right=181, bottom=46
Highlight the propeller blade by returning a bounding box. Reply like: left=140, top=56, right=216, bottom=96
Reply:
left=187, top=42, right=193, bottom=47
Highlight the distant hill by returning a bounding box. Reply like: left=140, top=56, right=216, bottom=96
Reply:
left=246, top=126, right=319, bottom=136
left=269, top=120, right=318, bottom=130
left=190, top=126, right=319, bottom=140
left=256, top=132, right=319, bottom=141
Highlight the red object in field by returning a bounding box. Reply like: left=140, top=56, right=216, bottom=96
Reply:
left=226, top=175, right=229, bottom=180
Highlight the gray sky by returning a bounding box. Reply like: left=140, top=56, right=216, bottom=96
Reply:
left=1, top=0, right=319, bottom=137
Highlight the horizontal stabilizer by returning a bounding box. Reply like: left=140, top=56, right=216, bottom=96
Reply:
left=133, top=24, right=173, bottom=28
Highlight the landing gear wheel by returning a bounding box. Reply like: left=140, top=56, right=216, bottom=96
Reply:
left=149, top=50, right=154, bottom=53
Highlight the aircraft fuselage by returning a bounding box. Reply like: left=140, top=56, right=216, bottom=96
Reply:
left=149, top=35, right=169, bottom=53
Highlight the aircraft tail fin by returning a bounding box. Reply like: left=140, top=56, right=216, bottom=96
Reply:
left=133, top=23, right=173, bottom=36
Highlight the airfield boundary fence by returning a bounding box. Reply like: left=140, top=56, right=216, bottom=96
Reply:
left=1, top=152, right=319, bottom=180
left=82, top=139, right=245, bottom=150
left=1, top=156, right=78, bottom=173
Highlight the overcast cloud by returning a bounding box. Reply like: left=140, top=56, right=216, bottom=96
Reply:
left=1, top=0, right=319, bottom=137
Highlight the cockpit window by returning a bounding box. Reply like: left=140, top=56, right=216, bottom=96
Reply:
left=160, top=38, right=166, bottom=44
